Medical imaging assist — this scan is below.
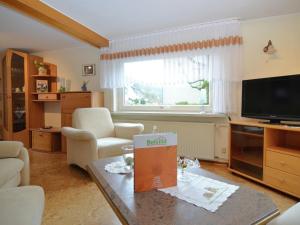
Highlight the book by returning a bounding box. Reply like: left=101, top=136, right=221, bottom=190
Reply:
left=134, top=132, right=177, bottom=192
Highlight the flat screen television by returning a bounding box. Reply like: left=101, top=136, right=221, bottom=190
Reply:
left=242, top=74, right=300, bottom=123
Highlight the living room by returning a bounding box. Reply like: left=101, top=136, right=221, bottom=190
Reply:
left=0, top=1, right=300, bottom=225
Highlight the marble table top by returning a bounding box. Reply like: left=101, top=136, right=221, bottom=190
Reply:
left=87, top=157, right=278, bottom=225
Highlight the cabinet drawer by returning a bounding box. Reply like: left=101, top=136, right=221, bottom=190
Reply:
left=32, top=131, right=52, bottom=151
left=61, top=113, right=72, bottom=127
left=38, top=93, right=57, bottom=100
left=265, top=150, right=300, bottom=176
left=264, top=166, right=300, bottom=197
left=61, top=93, right=91, bottom=113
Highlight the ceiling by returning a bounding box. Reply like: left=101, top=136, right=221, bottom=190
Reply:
left=1, top=0, right=300, bottom=52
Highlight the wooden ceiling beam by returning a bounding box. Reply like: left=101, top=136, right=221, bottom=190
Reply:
left=0, top=0, right=109, bottom=48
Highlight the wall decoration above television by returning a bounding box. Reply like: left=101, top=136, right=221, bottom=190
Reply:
left=242, top=74, right=300, bottom=124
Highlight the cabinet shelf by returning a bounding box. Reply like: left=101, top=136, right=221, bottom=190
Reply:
left=231, top=148, right=263, bottom=168
left=31, top=75, right=57, bottom=78
left=232, top=130, right=263, bottom=138
left=32, top=99, right=61, bottom=102
left=31, top=92, right=60, bottom=95
left=266, top=146, right=300, bottom=158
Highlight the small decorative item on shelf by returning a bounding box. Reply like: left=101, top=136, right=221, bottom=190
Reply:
left=15, top=87, right=21, bottom=93
left=81, top=80, right=89, bottom=91
left=36, top=80, right=48, bottom=93
left=58, top=77, right=66, bottom=92
left=34, top=60, right=47, bottom=75
left=82, top=64, right=95, bottom=76
left=59, top=86, right=66, bottom=93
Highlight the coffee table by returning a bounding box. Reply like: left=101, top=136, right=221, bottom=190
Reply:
left=87, top=156, right=279, bottom=225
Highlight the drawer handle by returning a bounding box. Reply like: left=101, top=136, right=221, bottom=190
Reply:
left=39, top=134, right=43, bottom=137
left=279, top=178, right=285, bottom=183
left=279, top=161, right=286, bottom=166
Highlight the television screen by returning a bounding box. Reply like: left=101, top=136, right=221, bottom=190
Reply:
left=242, top=74, right=300, bottom=122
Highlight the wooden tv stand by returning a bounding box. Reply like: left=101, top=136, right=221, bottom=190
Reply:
left=229, top=120, right=300, bottom=198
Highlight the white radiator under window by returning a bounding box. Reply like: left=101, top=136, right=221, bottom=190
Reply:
left=134, top=121, right=216, bottom=160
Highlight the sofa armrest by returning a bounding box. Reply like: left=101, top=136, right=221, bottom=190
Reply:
left=0, top=141, right=23, bottom=159
left=114, top=123, right=144, bottom=139
left=62, top=127, right=96, bottom=141
left=18, top=147, right=30, bottom=186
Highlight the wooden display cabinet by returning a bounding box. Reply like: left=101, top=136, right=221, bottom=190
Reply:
left=1, top=49, right=29, bottom=147
left=229, top=120, right=300, bottom=198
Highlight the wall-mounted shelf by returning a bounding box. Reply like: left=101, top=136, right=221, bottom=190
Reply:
left=31, top=92, right=60, bottom=94
left=31, top=75, right=57, bottom=78
left=32, top=99, right=61, bottom=102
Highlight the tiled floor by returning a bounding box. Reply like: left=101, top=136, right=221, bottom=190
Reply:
left=29, top=150, right=297, bottom=225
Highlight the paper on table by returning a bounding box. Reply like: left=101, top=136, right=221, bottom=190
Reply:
left=159, top=171, right=239, bottom=212
left=105, top=161, right=132, bottom=174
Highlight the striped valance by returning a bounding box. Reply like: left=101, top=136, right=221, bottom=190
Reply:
left=100, top=36, right=242, bottom=60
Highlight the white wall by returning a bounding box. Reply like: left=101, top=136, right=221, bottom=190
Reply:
left=242, top=13, right=300, bottom=79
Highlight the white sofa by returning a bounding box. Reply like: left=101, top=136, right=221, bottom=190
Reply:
left=0, top=186, right=45, bottom=225
left=267, top=202, right=300, bottom=225
left=62, top=107, right=144, bottom=170
left=0, top=141, right=30, bottom=188
left=0, top=141, right=45, bottom=225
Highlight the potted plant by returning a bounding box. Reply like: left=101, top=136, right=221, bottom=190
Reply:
left=34, top=60, right=47, bottom=75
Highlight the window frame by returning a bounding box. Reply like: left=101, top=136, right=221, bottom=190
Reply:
left=117, top=88, right=212, bottom=113
left=117, top=54, right=213, bottom=113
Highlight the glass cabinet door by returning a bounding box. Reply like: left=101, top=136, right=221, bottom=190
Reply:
left=2, top=56, right=8, bottom=132
left=10, top=52, right=26, bottom=132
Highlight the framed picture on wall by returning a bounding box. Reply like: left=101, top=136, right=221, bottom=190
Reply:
left=82, top=64, right=96, bottom=76
left=36, top=80, right=48, bottom=93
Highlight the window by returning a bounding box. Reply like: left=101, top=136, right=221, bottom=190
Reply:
left=118, top=56, right=211, bottom=112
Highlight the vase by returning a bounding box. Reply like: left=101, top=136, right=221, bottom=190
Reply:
left=38, top=67, right=47, bottom=75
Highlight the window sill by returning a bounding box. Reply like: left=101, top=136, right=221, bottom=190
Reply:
left=112, top=111, right=224, bottom=117
left=111, top=111, right=228, bottom=123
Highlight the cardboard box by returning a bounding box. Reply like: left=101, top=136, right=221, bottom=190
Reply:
left=134, top=133, right=177, bottom=192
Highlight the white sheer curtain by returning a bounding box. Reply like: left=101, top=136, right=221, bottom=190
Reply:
left=99, top=19, right=243, bottom=114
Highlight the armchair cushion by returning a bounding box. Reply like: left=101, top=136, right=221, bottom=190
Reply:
left=114, top=123, right=144, bottom=139
left=97, top=137, right=132, bottom=158
left=0, top=158, right=24, bottom=188
left=73, top=108, right=115, bottom=139
left=0, top=141, right=23, bottom=159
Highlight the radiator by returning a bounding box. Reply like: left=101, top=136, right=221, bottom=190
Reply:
left=128, top=120, right=216, bottom=160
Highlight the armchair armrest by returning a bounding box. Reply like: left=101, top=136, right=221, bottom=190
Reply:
left=114, top=123, right=144, bottom=139
left=0, top=141, right=23, bottom=159
left=62, top=127, right=96, bottom=141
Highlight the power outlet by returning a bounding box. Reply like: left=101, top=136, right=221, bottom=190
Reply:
left=221, top=148, right=227, bottom=154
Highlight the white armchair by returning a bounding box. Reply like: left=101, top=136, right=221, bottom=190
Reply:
left=0, top=141, right=30, bottom=188
left=62, top=107, right=144, bottom=170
